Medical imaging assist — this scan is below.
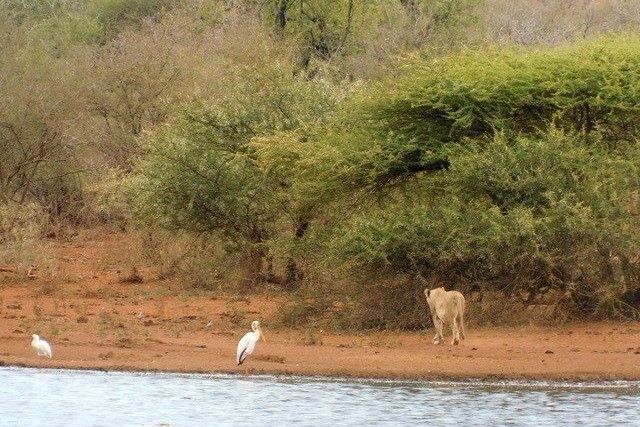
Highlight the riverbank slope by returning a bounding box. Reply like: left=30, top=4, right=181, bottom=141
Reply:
left=1, top=230, right=638, bottom=380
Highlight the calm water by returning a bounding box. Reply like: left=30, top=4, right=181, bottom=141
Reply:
left=1, top=367, right=638, bottom=427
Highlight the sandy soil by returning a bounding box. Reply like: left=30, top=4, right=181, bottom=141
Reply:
left=1, top=230, right=639, bottom=381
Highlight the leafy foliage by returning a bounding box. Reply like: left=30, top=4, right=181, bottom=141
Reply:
left=306, top=36, right=640, bottom=198
left=133, top=49, right=342, bottom=283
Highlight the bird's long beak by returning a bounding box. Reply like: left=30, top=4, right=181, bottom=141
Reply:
left=259, top=326, right=266, bottom=342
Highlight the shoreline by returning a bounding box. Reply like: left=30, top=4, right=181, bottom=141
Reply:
left=3, top=358, right=640, bottom=385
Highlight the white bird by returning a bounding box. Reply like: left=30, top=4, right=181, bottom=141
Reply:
left=31, top=334, right=52, bottom=359
left=236, top=320, right=266, bottom=366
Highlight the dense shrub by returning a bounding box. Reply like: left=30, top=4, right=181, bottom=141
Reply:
left=334, top=132, right=639, bottom=326
left=287, top=36, right=640, bottom=327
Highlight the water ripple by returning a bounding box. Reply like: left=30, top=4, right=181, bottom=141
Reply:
left=1, top=367, right=638, bottom=426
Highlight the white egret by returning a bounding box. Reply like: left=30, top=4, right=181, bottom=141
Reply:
left=31, top=334, right=52, bottom=359
left=236, top=320, right=266, bottom=366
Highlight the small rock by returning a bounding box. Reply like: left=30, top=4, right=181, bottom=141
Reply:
left=196, top=343, right=206, bottom=348
left=544, top=350, right=554, bottom=354
left=143, top=319, right=154, bottom=326
left=6, top=304, right=21, bottom=310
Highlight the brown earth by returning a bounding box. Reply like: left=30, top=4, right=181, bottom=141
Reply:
left=1, top=229, right=639, bottom=381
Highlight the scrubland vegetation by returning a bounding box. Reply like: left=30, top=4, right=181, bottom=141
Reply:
left=2, top=0, right=640, bottom=328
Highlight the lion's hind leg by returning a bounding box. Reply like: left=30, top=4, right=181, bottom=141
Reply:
left=451, top=317, right=460, bottom=345
left=432, top=316, right=444, bottom=345
left=458, top=309, right=466, bottom=340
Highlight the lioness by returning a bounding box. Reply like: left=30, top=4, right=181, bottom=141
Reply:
left=425, top=287, right=466, bottom=345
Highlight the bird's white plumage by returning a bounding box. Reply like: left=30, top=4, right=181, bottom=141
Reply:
left=236, top=320, right=265, bottom=365
left=31, top=334, right=52, bottom=359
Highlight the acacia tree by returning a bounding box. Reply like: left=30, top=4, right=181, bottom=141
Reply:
left=298, top=35, right=640, bottom=197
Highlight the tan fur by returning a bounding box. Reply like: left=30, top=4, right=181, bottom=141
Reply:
left=424, top=287, right=466, bottom=345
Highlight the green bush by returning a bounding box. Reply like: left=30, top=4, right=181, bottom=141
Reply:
left=310, top=35, right=640, bottom=194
